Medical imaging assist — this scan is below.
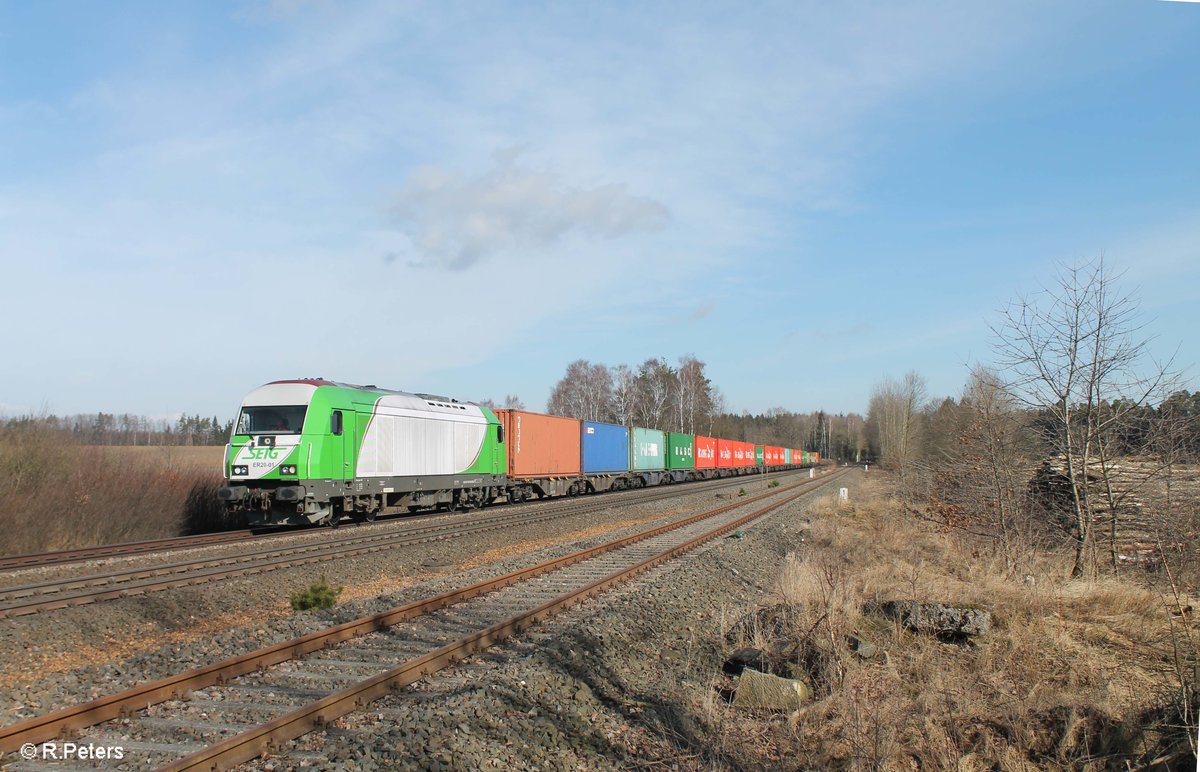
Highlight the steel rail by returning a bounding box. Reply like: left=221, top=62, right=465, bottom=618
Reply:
left=0, top=466, right=818, bottom=572
left=161, top=472, right=846, bottom=771
left=0, top=470, right=845, bottom=758
left=0, top=531, right=260, bottom=571
left=0, top=471, right=803, bottom=618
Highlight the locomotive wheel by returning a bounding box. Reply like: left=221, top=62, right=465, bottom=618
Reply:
left=362, top=509, right=377, bottom=522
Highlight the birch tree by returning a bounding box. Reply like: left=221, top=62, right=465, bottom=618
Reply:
left=992, top=258, right=1176, bottom=578
left=867, top=370, right=927, bottom=469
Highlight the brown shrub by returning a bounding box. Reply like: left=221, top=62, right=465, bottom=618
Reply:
left=0, top=426, right=228, bottom=554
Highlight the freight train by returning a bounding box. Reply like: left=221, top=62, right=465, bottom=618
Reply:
left=218, top=379, right=819, bottom=527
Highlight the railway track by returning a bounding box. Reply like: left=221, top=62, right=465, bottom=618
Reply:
left=0, top=469, right=822, bottom=572
left=0, top=532, right=262, bottom=572
left=0, top=468, right=847, bottom=770
left=0, top=471, right=816, bottom=618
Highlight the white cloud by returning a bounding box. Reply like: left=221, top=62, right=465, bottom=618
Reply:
left=390, top=152, right=670, bottom=270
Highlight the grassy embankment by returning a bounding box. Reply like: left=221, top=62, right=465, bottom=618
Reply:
left=0, top=427, right=231, bottom=555
left=712, top=475, right=1198, bottom=770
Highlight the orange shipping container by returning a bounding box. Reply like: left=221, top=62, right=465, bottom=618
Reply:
left=715, top=439, right=736, bottom=469
left=731, top=441, right=755, bottom=467
left=496, top=410, right=581, bottom=478
left=694, top=435, right=717, bottom=469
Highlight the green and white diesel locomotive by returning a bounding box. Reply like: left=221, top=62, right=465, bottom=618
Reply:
left=219, top=379, right=507, bottom=527
left=221, top=379, right=820, bottom=527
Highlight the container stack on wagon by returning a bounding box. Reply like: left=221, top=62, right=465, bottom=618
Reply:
left=665, top=432, right=694, bottom=481
left=492, top=409, right=818, bottom=498
left=695, top=435, right=717, bottom=470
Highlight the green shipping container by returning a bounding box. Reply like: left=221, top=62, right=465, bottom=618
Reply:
left=785, top=448, right=792, bottom=464
left=631, top=427, right=666, bottom=470
left=665, top=432, right=695, bottom=470
left=755, top=446, right=764, bottom=465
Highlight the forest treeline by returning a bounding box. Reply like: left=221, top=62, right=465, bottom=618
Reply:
left=0, top=412, right=232, bottom=446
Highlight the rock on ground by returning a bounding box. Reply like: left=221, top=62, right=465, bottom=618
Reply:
left=732, top=667, right=810, bottom=711
left=866, top=599, right=992, bottom=637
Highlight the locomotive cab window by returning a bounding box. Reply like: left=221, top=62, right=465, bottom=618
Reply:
left=497, top=424, right=504, bottom=443
left=331, top=410, right=343, bottom=436
left=236, top=405, right=307, bottom=435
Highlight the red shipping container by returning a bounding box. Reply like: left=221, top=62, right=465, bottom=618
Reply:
left=715, top=438, right=736, bottom=469
left=766, top=446, right=784, bottom=465
left=731, top=441, right=755, bottom=467
left=496, top=410, right=581, bottom=478
left=694, top=435, right=717, bottom=469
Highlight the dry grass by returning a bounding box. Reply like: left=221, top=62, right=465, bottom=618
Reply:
left=0, top=426, right=228, bottom=554
left=100, top=445, right=224, bottom=471
left=456, top=512, right=675, bottom=571
left=715, top=477, right=1199, bottom=770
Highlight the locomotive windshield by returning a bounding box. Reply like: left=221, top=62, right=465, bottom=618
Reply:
left=236, top=405, right=307, bottom=435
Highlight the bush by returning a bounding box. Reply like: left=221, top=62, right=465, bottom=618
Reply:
left=182, top=477, right=245, bottom=534
left=738, top=488, right=747, bottom=497
left=290, top=576, right=342, bottom=612
left=768, top=479, right=780, bottom=488
left=0, top=425, right=225, bottom=554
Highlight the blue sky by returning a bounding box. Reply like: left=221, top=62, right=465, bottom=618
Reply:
left=1, top=1, right=1197, bottom=420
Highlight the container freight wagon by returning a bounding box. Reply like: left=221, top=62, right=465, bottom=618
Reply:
left=630, top=427, right=667, bottom=486
left=497, top=409, right=582, bottom=500
left=220, top=380, right=507, bottom=527
left=581, top=420, right=631, bottom=492
left=665, top=432, right=695, bottom=482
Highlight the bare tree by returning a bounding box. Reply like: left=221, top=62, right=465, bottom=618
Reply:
left=993, top=258, right=1176, bottom=578
left=867, top=370, right=927, bottom=469
left=608, top=364, right=641, bottom=427
left=634, top=358, right=676, bottom=429
left=547, top=360, right=613, bottom=421
left=675, top=355, right=715, bottom=435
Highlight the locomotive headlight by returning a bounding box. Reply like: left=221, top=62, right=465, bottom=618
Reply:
left=280, top=465, right=297, bottom=475
left=232, top=465, right=249, bottom=476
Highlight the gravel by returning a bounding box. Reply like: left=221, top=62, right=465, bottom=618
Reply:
left=0, top=474, right=818, bottom=728
left=251, top=471, right=857, bottom=770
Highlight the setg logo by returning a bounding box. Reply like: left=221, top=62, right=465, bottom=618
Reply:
left=245, top=447, right=283, bottom=461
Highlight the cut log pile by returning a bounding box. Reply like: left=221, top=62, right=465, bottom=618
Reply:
left=1028, top=456, right=1200, bottom=565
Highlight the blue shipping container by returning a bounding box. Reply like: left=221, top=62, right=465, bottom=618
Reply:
left=581, top=421, right=630, bottom=474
